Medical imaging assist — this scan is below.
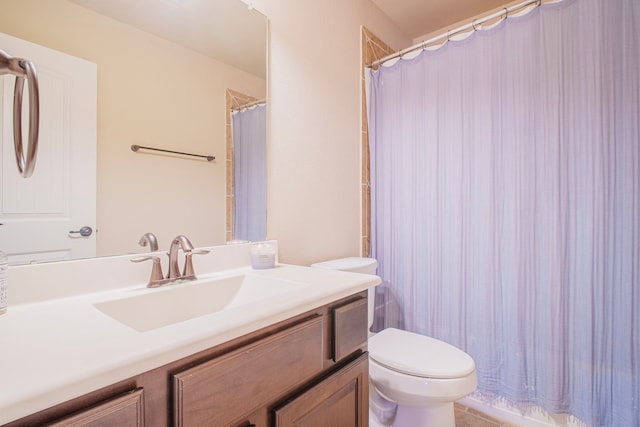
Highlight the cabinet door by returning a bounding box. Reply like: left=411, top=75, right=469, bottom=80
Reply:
left=173, top=316, right=324, bottom=427
left=44, top=389, right=144, bottom=427
left=274, top=354, right=369, bottom=427
left=332, top=297, right=368, bottom=362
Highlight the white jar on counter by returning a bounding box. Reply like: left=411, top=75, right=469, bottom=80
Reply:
left=251, top=242, right=276, bottom=269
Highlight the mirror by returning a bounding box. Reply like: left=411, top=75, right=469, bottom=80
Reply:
left=0, top=0, right=267, bottom=264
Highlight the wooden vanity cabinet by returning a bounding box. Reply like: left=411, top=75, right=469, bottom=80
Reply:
left=4, top=291, right=369, bottom=427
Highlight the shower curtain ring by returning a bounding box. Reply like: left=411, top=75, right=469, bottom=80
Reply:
left=472, top=19, right=479, bottom=31
left=502, top=7, right=509, bottom=21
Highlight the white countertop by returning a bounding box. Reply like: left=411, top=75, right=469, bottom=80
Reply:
left=0, top=258, right=380, bottom=424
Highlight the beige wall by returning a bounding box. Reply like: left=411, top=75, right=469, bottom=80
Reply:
left=0, top=0, right=407, bottom=265
left=255, top=0, right=409, bottom=266
left=0, top=0, right=265, bottom=256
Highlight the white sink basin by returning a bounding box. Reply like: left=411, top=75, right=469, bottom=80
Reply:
left=94, top=273, right=307, bottom=332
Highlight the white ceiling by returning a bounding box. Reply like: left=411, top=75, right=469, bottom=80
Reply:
left=68, top=0, right=515, bottom=78
left=371, top=0, right=514, bottom=41
left=69, top=0, right=267, bottom=78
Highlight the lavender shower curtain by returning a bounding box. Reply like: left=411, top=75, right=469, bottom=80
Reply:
left=368, top=0, right=639, bottom=425
left=232, top=104, right=267, bottom=241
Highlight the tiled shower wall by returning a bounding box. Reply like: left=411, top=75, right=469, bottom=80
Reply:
left=361, top=27, right=395, bottom=256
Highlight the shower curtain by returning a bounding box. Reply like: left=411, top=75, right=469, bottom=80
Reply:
left=367, top=0, right=639, bottom=426
left=232, top=104, right=267, bottom=241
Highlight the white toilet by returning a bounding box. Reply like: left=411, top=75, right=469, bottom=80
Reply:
left=311, top=257, right=477, bottom=427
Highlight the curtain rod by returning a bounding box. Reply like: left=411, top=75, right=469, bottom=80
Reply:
left=367, top=0, right=543, bottom=69
left=231, top=98, right=266, bottom=113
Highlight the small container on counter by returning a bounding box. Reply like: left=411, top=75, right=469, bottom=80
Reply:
left=251, top=242, right=276, bottom=269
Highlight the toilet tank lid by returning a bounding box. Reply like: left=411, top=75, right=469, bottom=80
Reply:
left=310, top=257, right=377, bottom=273
left=369, top=328, right=476, bottom=379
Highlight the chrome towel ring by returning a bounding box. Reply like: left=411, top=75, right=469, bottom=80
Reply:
left=0, top=49, right=40, bottom=178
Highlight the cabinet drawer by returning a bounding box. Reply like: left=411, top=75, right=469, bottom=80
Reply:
left=45, top=388, right=144, bottom=427
left=173, top=315, right=324, bottom=426
left=332, top=297, right=368, bottom=362
left=273, top=352, right=369, bottom=427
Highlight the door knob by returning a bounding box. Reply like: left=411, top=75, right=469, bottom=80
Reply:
left=69, top=226, right=93, bottom=237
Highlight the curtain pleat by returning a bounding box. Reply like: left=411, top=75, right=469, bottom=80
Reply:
left=368, top=1, right=639, bottom=425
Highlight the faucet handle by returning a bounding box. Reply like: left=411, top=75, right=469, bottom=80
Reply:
left=183, top=249, right=210, bottom=279
left=131, top=256, right=165, bottom=287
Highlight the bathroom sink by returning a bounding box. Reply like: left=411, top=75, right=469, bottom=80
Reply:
left=94, top=273, right=307, bottom=332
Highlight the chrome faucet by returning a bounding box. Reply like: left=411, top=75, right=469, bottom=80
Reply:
left=167, top=235, right=194, bottom=279
left=131, top=235, right=209, bottom=287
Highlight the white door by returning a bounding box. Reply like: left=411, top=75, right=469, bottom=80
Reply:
left=0, top=32, right=97, bottom=265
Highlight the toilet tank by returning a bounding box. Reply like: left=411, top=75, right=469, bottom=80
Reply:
left=310, top=257, right=378, bottom=332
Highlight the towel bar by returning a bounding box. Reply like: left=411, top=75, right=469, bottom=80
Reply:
left=131, top=144, right=215, bottom=162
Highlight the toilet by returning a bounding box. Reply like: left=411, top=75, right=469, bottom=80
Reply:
left=311, top=257, right=477, bottom=427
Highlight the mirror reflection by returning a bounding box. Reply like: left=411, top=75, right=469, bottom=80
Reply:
left=0, top=0, right=267, bottom=265
left=230, top=100, right=266, bottom=242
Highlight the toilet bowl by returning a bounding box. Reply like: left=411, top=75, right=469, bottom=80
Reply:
left=369, top=328, right=477, bottom=425
left=311, top=257, right=478, bottom=427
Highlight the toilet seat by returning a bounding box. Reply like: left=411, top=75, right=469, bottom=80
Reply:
left=369, top=328, right=475, bottom=379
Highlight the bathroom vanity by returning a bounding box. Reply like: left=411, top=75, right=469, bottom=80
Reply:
left=0, top=243, right=379, bottom=426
